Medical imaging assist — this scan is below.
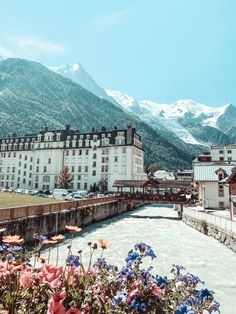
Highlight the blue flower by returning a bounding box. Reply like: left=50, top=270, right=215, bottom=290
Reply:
left=134, top=243, right=156, bottom=260
left=171, top=264, right=186, bottom=273
left=156, top=276, right=168, bottom=287
left=125, top=251, right=141, bottom=266
left=93, top=257, right=114, bottom=271
left=208, top=301, right=220, bottom=313
left=130, top=296, right=148, bottom=313
left=179, top=273, right=204, bottom=286
left=175, top=303, right=196, bottom=314
left=113, top=293, right=127, bottom=304
left=197, top=288, right=214, bottom=300
left=67, top=255, right=80, bottom=267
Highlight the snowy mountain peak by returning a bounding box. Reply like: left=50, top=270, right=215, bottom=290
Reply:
left=107, top=90, right=236, bottom=146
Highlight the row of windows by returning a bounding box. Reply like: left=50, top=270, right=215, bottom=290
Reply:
left=219, top=149, right=232, bottom=154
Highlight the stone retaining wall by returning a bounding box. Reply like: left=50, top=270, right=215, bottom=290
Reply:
left=183, top=214, right=236, bottom=253
left=0, top=200, right=128, bottom=243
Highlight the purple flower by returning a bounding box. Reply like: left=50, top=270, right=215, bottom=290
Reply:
left=175, top=303, right=196, bottom=314
left=125, top=251, right=141, bottom=266
left=197, top=288, right=214, bottom=300
left=113, top=293, right=127, bottom=304
left=36, top=235, right=48, bottom=242
left=208, top=301, right=220, bottom=313
left=134, top=243, right=156, bottom=260
left=179, top=273, right=204, bottom=286
left=93, top=257, right=115, bottom=271
left=67, top=255, right=80, bottom=267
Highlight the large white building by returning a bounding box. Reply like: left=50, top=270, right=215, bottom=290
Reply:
left=0, top=125, right=144, bottom=192
left=193, top=144, right=236, bottom=209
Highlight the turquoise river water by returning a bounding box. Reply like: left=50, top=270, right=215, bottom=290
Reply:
left=42, top=205, right=236, bottom=313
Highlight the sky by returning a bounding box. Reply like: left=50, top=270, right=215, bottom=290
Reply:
left=0, top=0, right=236, bottom=106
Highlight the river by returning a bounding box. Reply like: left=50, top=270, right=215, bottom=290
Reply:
left=43, top=205, right=236, bottom=313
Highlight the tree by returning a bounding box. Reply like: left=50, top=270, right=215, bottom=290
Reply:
left=98, top=179, right=108, bottom=193
left=57, top=166, right=72, bottom=189
left=144, top=163, right=159, bottom=178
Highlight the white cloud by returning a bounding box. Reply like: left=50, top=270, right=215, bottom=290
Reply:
left=0, top=33, right=67, bottom=59
left=0, top=46, right=13, bottom=58
left=94, top=10, right=128, bottom=31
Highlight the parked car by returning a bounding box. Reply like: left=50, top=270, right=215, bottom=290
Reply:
left=24, top=189, right=36, bottom=195
left=8, top=187, right=16, bottom=193
left=14, top=188, right=26, bottom=194
left=52, top=188, right=68, bottom=200
left=64, top=193, right=83, bottom=201
left=35, top=193, right=48, bottom=198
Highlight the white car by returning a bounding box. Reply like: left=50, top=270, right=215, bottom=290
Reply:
left=64, top=192, right=82, bottom=201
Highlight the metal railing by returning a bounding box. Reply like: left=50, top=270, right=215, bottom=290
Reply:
left=183, top=207, right=236, bottom=234
left=0, top=196, right=118, bottom=222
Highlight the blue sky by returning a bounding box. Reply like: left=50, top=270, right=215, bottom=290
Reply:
left=0, top=0, right=235, bottom=106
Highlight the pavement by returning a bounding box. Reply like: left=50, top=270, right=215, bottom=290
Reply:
left=186, top=204, right=236, bottom=222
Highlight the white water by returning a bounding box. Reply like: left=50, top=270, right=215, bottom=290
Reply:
left=43, top=205, right=236, bottom=313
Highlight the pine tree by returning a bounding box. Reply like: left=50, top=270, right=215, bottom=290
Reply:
left=57, top=166, right=72, bottom=189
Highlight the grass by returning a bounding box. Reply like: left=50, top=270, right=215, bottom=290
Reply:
left=0, top=192, right=64, bottom=208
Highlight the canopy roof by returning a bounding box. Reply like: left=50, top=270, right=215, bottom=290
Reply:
left=113, top=178, right=192, bottom=189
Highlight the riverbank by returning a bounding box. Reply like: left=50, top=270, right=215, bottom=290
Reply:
left=182, top=206, right=236, bottom=253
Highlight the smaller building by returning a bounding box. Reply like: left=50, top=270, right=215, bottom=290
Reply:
left=154, top=170, right=176, bottom=181
left=175, top=169, right=193, bottom=181
left=194, top=163, right=235, bottom=209
left=225, top=167, right=236, bottom=217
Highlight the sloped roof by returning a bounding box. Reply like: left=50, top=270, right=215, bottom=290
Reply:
left=194, top=164, right=236, bottom=181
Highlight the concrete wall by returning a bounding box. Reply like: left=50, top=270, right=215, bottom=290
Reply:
left=0, top=200, right=128, bottom=243
left=183, top=213, right=236, bottom=253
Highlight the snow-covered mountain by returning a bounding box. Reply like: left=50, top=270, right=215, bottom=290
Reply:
left=49, top=63, right=121, bottom=107
left=107, top=90, right=236, bottom=147
left=49, top=61, right=236, bottom=148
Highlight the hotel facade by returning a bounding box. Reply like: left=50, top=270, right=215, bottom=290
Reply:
left=0, top=125, right=144, bottom=192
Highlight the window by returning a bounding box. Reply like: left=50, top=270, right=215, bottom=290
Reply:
left=30, top=157, right=33, bottom=162
left=66, top=150, right=69, bottom=156
left=35, top=183, right=38, bottom=188
left=78, top=175, right=81, bottom=180
left=72, top=150, right=75, bottom=156
left=71, top=166, right=75, bottom=172
left=228, top=157, right=232, bottom=161
left=23, top=178, right=26, bottom=184
left=218, top=183, right=224, bottom=197
left=85, top=149, right=89, bottom=155
left=92, top=170, right=96, bottom=176
left=77, top=182, right=81, bottom=189
left=78, top=166, right=81, bottom=172
left=84, top=182, right=88, bottom=190
left=85, top=166, right=88, bottom=172
left=37, top=158, right=40, bottom=164
left=122, top=147, right=126, bottom=154
left=227, top=150, right=232, bottom=154
left=79, top=150, right=82, bottom=155
left=93, top=161, right=96, bottom=167
left=36, top=166, right=39, bottom=173
left=24, top=164, right=27, bottom=169
left=114, top=156, right=118, bottom=162
left=23, top=171, right=26, bottom=176
left=93, top=153, right=96, bottom=159
left=219, top=157, right=224, bottom=161
left=218, top=173, right=223, bottom=181
left=43, top=166, right=47, bottom=173
left=48, top=158, right=51, bottom=164
left=219, top=201, right=224, bottom=208
left=219, top=150, right=224, bottom=154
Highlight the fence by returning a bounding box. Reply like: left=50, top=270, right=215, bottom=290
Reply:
left=0, top=196, right=118, bottom=222
left=183, top=207, right=236, bottom=234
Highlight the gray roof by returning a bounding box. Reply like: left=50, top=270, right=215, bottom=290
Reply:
left=194, top=164, right=236, bottom=181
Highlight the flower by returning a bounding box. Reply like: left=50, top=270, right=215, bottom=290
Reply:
left=134, top=243, right=156, bottom=260
left=98, top=239, right=111, bottom=249
left=36, top=235, right=48, bottom=242
left=47, top=290, right=66, bottom=314
left=175, top=303, right=196, bottom=314
left=0, top=228, right=6, bottom=233
left=113, top=293, right=127, bottom=304
left=2, top=235, right=24, bottom=245
left=66, top=308, right=82, bottom=314
left=67, top=255, right=80, bottom=267
left=39, top=264, right=63, bottom=288
left=65, top=225, right=82, bottom=233
left=42, top=239, right=57, bottom=245
left=51, top=234, right=65, bottom=241
left=125, top=251, right=141, bottom=266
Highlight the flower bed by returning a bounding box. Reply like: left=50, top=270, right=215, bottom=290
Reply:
left=0, top=226, right=220, bottom=314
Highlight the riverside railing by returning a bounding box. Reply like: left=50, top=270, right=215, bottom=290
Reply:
left=0, top=196, right=118, bottom=222
left=183, top=207, right=236, bottom=234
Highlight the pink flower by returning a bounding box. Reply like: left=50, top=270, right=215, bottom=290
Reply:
left=47, top=290, right=66, bottom=314
left=66, top=308, right=82, bottom=314
left=151, top=284, right=162, bottom=297
left=38, top=264, right=63, bottom=288
left=19, top=268, right=34, bottom=287
left=0, top=261, right=10, bottom=277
